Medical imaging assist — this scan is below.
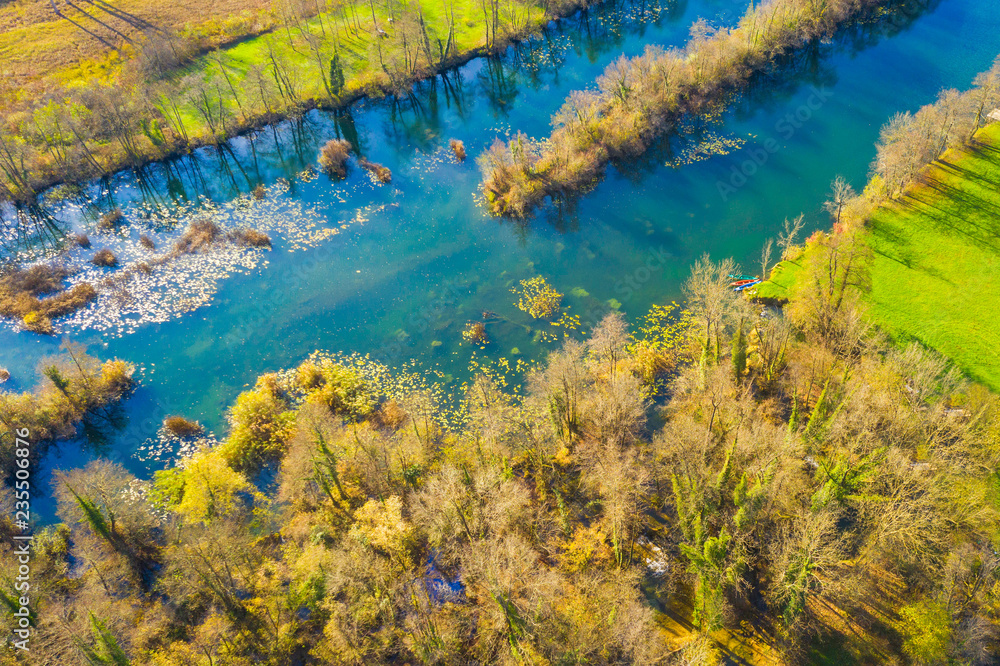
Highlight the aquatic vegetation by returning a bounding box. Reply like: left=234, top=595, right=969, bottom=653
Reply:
left=91, top=248, right=118, bottom=267
left=171, top=219, right=222, bottom=255
left=513, top=276, right=563, bottom=319
left=0, top=264, right=97, bottom=334
left=231, top=228, right=272, bottom=248
left=627, top=302, right=695, bottom=393
left=139, top=234, right=156, bottom=250
left=97, top=208, right=124, bottom=230
left=1, top=263, right=66, bottom=295
left=74, top=233, right=92, bottom=248
left=319, top=139, right=352, bottom=179
left=359, top=158, right=392, bottom=183
left=169, top=219, right=272, bottom=256
left=462, top=321, right=488, bottom=345
left=47, top=182, right=339, bottom=337
left=162, top=416, right=204, bottom=438
left=450, top=139, right=467, bottom=161
left=665, top=126, right=746, bottom=169
left=252, top=183, right=267, bottom=200
left=22, top=310, right=52, bottom=334
left=295, top=351, right=460, bottom=432
left=135, top=424, right=218, bottom=468
left=0, top=368, right=8, bottom=383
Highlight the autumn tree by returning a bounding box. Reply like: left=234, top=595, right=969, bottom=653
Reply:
left=788, top=231, right=872, bottom=342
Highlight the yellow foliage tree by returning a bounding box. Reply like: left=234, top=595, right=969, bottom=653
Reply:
left=513, top=276, right=563, bottom=319
left=348, top=496, right=414, bottom=566
left=175, top=449, right=260, bottom=524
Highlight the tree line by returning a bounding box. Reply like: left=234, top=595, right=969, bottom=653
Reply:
left=0, top=0, right=600, bottom=205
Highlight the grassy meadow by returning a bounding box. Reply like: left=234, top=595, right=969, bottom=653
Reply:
left=758, top=123, right=1000, bottom=390
left=176, top=0, right=543, bottom=133
left=0, top=0, right=272, bottom=97
left=864, top=123, right=1000, bottom=390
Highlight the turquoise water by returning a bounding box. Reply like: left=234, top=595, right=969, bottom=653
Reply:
left=3, top=0, right=1000, bottom=506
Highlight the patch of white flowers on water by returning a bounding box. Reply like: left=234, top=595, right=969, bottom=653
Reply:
left=134, top=426, right=219, bottom=468
left=594, top=0, right=675, bottom=38
left=36, top=179, right=346, bottom=337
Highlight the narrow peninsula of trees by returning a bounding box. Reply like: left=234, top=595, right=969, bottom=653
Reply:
left=479, top=0, right=935, bottom=217
left=0, top=344, right=135, bottom=479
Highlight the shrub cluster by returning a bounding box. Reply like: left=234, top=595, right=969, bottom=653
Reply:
left=91, top=248, right=118, bottom=267
left=462, top=321, right=488, bottom=345
left=319, top=139, right=352, bottom=178
left=449, top=138, right=466, bottom=161
left=0, top=265, right=97, bottom=334
left=359, top=157, right=392, bottom=183
left=513, top=276, right=563, bottom=319
left=162, top=416, right=204, bottom=438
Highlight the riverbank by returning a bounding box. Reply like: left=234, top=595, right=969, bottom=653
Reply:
left=757, top=118, right=1000, bottom=390
left=478, top=0, right=934, bottom=218
left=0, top=0, right=607, bottom=204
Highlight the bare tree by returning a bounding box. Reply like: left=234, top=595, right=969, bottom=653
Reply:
left=587, top=311, right=630, bottom=379
left=683, top=253, right=740, bottom=369
left=972, top=55, right=1000, bottom=137
left=789, top=231, right=872, bottom=340
left=760, top=238, right=774, bottom=281
left=0, top=131, right=37, bottom=202
left=824, top=176, right=856, bottom=226
left=777, top=213, right=806, bottom=259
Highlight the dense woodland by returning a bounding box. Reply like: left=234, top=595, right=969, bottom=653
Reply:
left=1, top=231, right=999, bottom=664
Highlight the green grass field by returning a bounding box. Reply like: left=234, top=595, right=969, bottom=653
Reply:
left=170, top=0, right=516, bottom=137
left=0, top=0, right=550, bottom=188
left=755, top=253, right=802, bottom=302
left=758, top=123, right=1000, bottom=390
